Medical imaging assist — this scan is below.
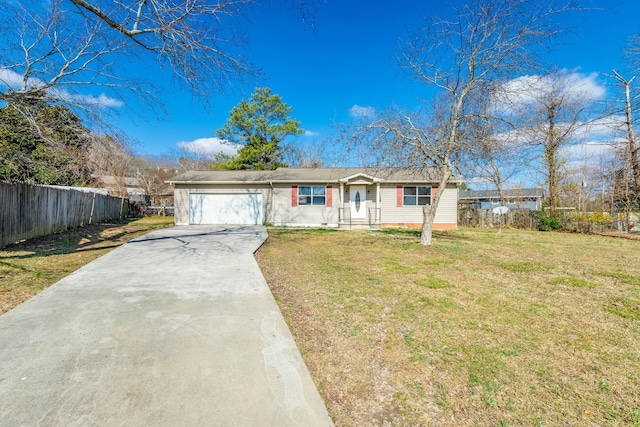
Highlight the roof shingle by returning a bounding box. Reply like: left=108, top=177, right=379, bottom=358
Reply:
left=167, top=167, right=463, bottom=184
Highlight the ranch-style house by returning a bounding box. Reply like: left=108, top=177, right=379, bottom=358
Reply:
left=167, top=168, right=462, bottom=229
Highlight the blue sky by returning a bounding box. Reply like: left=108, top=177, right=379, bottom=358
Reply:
left=11, top=1, right=640, bottom=161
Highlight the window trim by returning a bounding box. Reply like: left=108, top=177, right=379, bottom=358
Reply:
left=402, top=185, right=432, bottom=206
left=297, top=185, right=327, bottom=206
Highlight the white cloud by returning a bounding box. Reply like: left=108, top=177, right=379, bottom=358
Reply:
left=1, top=68, right=123, bottom=108
left=577, top=115, right=625, bottom=139
left=349, top=104, right=376, bottom=118
left=562, top=140, right=615, bottom=162
left=304, top=130, right=319, bottom=137
left=177, top=137, right=239, bottom=157
left=0, top=68, right=41, bottom=90
left=72, top=93, right=124, bottom=108
left=497, top=70, right=606, bottom=113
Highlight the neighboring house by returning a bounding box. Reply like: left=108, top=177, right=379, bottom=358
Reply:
left=95, top=175, right=150, bottom=204
left=459, top=188, right=545, bottom=211
left=167, top=168, right=462, bottom=229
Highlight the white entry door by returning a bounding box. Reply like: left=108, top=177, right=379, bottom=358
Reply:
left=189, top=193, right=262, bottom=225
left=349, top=186, right=367, bottom=220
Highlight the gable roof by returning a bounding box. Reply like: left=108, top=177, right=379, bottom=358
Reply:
left=167, top=167, right=464, bottom=185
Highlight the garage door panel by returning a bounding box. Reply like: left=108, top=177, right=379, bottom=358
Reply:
left=189, top=194, right=262, bottom=225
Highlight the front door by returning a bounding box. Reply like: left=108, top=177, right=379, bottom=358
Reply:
left=349, top=185, right=367, bottom=220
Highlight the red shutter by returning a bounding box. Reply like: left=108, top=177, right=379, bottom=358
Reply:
left=292, top=185, right=298, bottom=207
left=397, top=186, right=403, bottom=207
left=431, top=186, right=438, bottom=199
left=326, top=185, right=332, bottom=207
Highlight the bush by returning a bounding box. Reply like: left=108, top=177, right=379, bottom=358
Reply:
left=537, top=212, right=562, bottom=231
left=563, top=211, right=614, bottom=233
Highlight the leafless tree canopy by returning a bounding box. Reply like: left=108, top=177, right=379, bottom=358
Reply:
left=503, top=72, right=597, bottom=212
left=608, top=70, right=640, bottom=203
left=0, top=0, right=259, bottom=118
left=349, top=0, right=575, bottom=244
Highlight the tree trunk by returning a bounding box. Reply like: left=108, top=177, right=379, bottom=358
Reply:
left=610, top=72, right=640, bottom=203
left=421, top=205, right=435, bottom=245
left=622, top=78, right=640, bottom=199
left=545, top=102, right=560, bottom=215
left=420, top=167, right=452, bottom=245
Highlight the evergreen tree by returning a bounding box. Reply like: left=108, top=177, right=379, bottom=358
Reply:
left=0, top=100, right=91, bottom=185
left=215, top=88, right=303, bottom=170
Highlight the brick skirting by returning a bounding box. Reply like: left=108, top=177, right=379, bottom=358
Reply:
left=380, top=223, right=457, bottom=230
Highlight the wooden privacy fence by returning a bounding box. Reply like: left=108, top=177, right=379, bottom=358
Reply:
left=0, top=183, right=128, bottom=247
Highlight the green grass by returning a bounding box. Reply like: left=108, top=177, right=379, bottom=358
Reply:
left=548, top=276, right=600, bottom=288
left=256, top=228, right=640, bottom=426
left=606, top=297, right=640, bottom=320
left=491, top=261, right=553, bottom=272
left=414, top=274, right=452, bottom=288
left=594, top=271, right=640, bottom=286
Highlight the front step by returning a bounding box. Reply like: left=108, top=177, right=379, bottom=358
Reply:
left=350, top=224, right=370, bottom=230
left=338, top=223, right=381, bottom=230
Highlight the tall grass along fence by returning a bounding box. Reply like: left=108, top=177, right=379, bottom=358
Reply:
left=458, top=208, right=537, bottom=229
left=1, top=183, right=129, bottom=247
left=459, top=207, right=638, bottom=234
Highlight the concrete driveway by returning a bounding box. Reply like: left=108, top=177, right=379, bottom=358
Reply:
left=0, top=226, right=333, bottom=426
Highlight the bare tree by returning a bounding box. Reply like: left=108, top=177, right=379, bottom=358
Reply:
left=168, top=146, right=224, bottom=172
left=608, top=71, right=640, bottom=202
left=283, top=139, right=329, bottom=168
left=473, top=137, right=526, bottom=205
left=351, top=0, right=574, bottom=245
left=610, top=157, right=637, bottom=230
left=560, top=162, right=598, bottom=212
left=505, top=71, right=598, bottom=214
left=87, top=134, right=137, bottom=197
left=0, top=1, right=254, bottom=117
left=465, top=101, right=529, bottom=206
left=133, top=156, right=176, bottom=206
left=0, top=0, right=321, bottom=121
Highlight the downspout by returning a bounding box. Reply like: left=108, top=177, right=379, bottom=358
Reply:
left=376, top=182, right=380, bottom=225
left=339, top=182, right=345, bottom=226
left=268, top=181, right=274, bottom=225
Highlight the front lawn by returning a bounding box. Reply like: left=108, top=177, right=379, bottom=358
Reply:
left=256, top=228, right=640, bottom=426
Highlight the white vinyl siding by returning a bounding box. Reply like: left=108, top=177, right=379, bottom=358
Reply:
left=380, top=184, right=457, bottom=225
left=172, top=181, right=457, bottom=228
left=272, top=184, right=338, bottom=226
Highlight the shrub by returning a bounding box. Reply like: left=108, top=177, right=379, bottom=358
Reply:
left=537, top=212, right=562, bottom=231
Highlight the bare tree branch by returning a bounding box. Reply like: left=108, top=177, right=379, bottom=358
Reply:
left=350, top=0, right=576, bottom=244
left=0, top=0, right=263, bottom=126
left=608, top=70, right=640, bottom=203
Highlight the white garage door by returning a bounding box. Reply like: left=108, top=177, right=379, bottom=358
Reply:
left=189, top=193, right=263, bottom=225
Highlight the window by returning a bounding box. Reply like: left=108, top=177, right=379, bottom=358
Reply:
left=298, top=185, right=326, bottom=206
left=403, top=186, right=431, bottom=206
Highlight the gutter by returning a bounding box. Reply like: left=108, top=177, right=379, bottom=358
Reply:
left=166, top=178, right=467, bottom=185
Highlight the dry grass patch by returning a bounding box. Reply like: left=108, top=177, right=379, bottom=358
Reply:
left=0, top=216, right=174, bottom=315
left=256, top=228, right=640, bottom=426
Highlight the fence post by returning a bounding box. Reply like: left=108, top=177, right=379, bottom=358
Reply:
left=530, top=212, right=533, bottom=230
left=89, top=192, right=96, bottom=225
